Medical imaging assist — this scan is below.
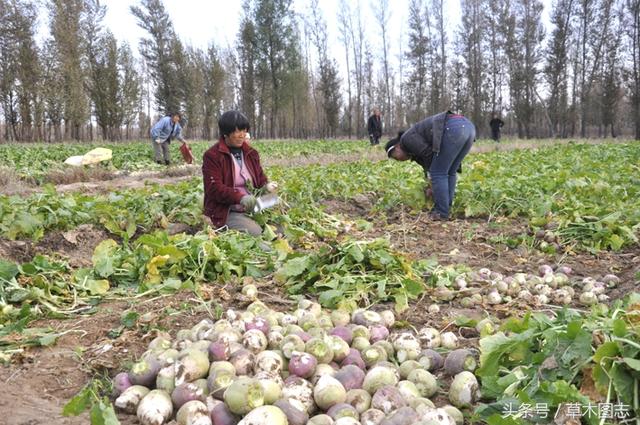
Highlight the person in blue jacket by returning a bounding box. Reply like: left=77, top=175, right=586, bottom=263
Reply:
left=150, top=112, right=186, bottom=165
left=385, top=111, right=476, bottom=220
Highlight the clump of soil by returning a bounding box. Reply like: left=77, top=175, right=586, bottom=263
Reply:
left=33, top=225, right=111, bottom=268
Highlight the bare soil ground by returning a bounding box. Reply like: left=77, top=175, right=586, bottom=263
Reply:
left=1, top=140, right=638, bottom=423
left=1, top=196, right=638, bottom=423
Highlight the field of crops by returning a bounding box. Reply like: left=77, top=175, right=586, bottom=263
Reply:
left=0, top=138, right=638, bottom=425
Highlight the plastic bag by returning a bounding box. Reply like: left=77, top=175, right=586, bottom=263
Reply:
left=82, top=148, right=112, bottom=165
left=179, top=142, right=194, bottom=164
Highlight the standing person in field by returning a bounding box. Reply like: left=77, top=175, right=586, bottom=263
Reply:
left=150, top=112, right=186, bottom=165
left=202, top=110, right=277, bottom=236
left=385, top=111, right=476, bottom=221
left=489, top=113, right=504, bottom=142
left=367, top=108, right=383, bottom=146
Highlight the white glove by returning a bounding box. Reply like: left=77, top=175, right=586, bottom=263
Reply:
left=266, top=182, right=278, bottom=192
left=154, top=138, right=164, bottom=144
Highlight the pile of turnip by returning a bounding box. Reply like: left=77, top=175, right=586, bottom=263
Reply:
left=431, top=265, right=620, bottom=309
left=112, top=293, right=482, bottom=425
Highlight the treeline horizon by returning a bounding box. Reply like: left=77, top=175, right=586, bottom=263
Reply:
left=1, top=0, right=639, bottom=143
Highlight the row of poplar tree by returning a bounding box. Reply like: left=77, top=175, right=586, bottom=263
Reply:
left=1, top=0, right=639, bottom=142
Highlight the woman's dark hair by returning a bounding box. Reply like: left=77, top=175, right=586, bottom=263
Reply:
left=218, top=110, right=250, bottom=137
left=384, top=131, right=404, bottom=157
left=168, top=111, right=182, bottom=118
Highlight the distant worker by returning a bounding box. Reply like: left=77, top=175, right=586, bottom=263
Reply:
left=489, top=113, right=504, bottom=142
left=367, top=108, right=383, bottom=146
left=385, top=111, right=476, bottom=221
left=150, top=112, right=186, bottom=165
left=202, top=110, right=278, bottom=236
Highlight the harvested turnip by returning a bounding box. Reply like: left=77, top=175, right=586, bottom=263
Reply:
left=330, top=326, right=354, bottom=344
left=115, top=385, right=150, bottom=414
left=172, top=382, right=207, bottom=410
left=326, top=403, right=359, bottom=420
left=407, top=369, right=438, bottom=398
left=137, top=389, right=173, bottom=425
left=308, top=414, right=335, bottom=425
left=282, top=376, right=316, bottom=414
left=380, top=406, right=419, bottom=425
left=254, top=371, right=283, bottom=404
left=334, top=364, right=366, bottom=390
left=113, top=372, right=132, bottom=396
left=341, top=348, right=366, bottom=370
left=369, top=326, right=390, bottom=343
left=224, top=377, right=264, bottom=415
left=288, top=351, right=318, bottom=378
left=254, top=350, right=284, bottom=375
left=361, top=408, right=385, bottom=425
left=441, top=405, right=464, bottom=425
left=273, top=399, right=309, bottom=425
left=155, top=365, right=176, bottom=394
left=175, top=349, right=210, bottom=386
left=314, top=375, right=347, bottom=410
left=370, top=385, right=406, bottom=414
left=362, top=364, right=399, bottom=394
left=399, top=360, right=422, bottom=379
left=237, top=405, right=288, bottom=425
left=345, top=388, right=371, bottom=413
left=306, top=337, right=334, bottom=364
left=128, top=358, right=162, bottom=388
left=328, top=335, right=351, bottom=362
left=420, top=408, right=456, bottom=425
left=210, top=402, right=240, bottom=425
left=440, top=332, right=458, bottom=349
left=448, top=371, right=480, bottom=408
left=418, top=349, right=443, bottom=371
left=443, top=349, right=476, bottom=375
left=397, top=380, right=420, bottom=399
left=228, top=349, right=255, bottom=376
left=177, top=400, right=212, bottom=425
left=417, top=328, right=441, bottom=349
left=209, top=341, right=231, bottom=362
left=243, top=329, right=268, bottom=354
left=361, top=345, right=387, bottom=367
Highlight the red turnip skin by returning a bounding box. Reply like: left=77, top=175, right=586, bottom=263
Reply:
left=137, top=389, right=173, bottom=425
left=379, top=406, right=419, bottom=425
left=245, top=317, right=270, bottom=334
left=334, top=364, right=366, bottom=390
left=115, top=385, right=150, bottom=414
left=419, top=349, right=444, bottom=371
left=128, top=358, right=162, bottom=388
left=370, top=385, right=406, bottom=414
left=208, top=341, right=230, bottom=362
left=210, top=401, right=240, bottom=425
left=176, top=400, right=212, bottom=425
left=113, top=372, right=132, bottom=396
left=172, top=382, right=207, bottom=410
left=443, top=349, right=477, bottom=376
left=274, top=399, right=310, bottom=425
left=330, top=326, right=354, bottom=344
left=340, top=349, right=365, bottom=370
left=288, top=351, right=318, bottom=379
left=369, top=326, right=389, bottom=343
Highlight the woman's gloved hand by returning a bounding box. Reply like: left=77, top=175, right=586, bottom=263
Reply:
left=240, top=195, right=257, bottom=212
left=266, top=182, right=278, bottom=193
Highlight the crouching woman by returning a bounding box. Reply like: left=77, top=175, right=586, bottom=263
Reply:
left=202, top=110, right=276, bottom=235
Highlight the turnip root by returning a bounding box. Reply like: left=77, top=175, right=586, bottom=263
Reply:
left=418, top=349, right=444, bottom=371
left=360, top=408, right=385, bottom=425
left=175, top=350, right=210, bottom=386
left=223, top=377, right=264, bottom=415
left=210, top=402, right=240, bottom=425
left=407, top=369, right=438, bottom=398
left=314, top=375, right=347, bottom=410
left=172, top=382, right=207, bottom=410
left=137, top=389, right=173, bottom=425
left=308, top=414, right=336, bottom=425
left=274, top=399, right=309, bottom=425
left=177, top=400, right=212, bottom=425
left=448, top=371, right=480, bottom=408
left=362, top=364, right=399, bottom=394
left=282, top=375, right=316, bottom=414
left=380, top=406, right=419, bottom=425
left=237, top=405, right=288, bottom=425
left=334, top=364, right=366, bottom=390
left=370, top=385, right=406, bottom=414
left=113, top=372, right=132, bottom=396
left=443, top=349, right=476, bottom=376
left=115, top=385, right=150, bottom=414
left=128, top=358, right=162, bottom=388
